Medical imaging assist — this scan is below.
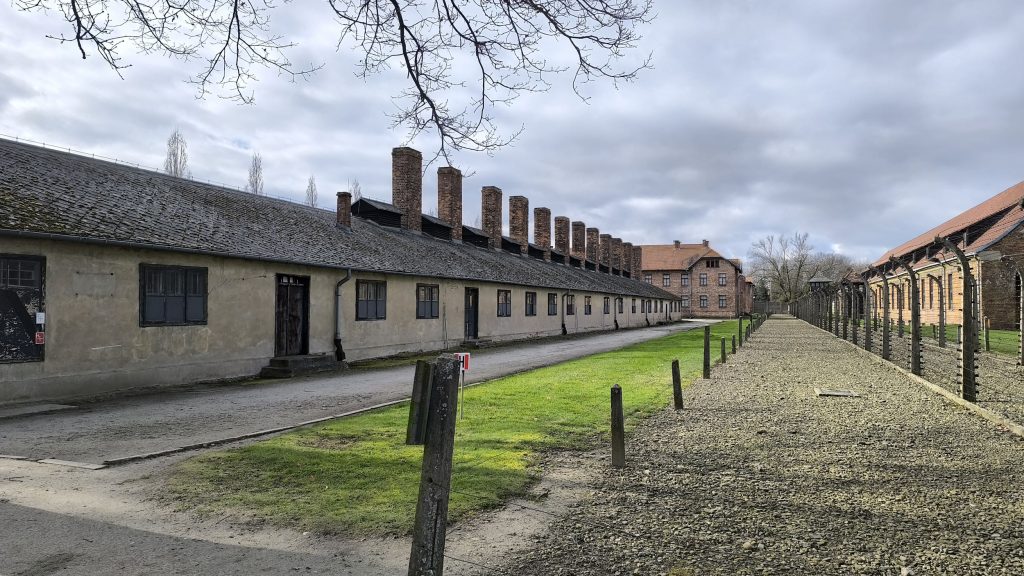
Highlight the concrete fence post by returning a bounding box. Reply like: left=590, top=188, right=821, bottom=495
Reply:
left=702, top=326, right=711, bottom=379
left=671, top=360, right=683, bottom=410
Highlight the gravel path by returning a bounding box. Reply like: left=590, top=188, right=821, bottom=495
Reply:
left=496, top=315, right=1024, bottom=575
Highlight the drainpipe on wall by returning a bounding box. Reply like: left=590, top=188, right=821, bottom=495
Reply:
left=613, top=297, right=619, bottom=330
left=334, top=268, right=353, bottom=361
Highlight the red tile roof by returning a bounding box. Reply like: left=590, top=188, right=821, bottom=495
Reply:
left=872, top=180, right=1024, bottom=267
left=641, top=243, right=740, bottom=272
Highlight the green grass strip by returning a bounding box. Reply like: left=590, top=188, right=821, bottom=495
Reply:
left=169, top=321, right=738, bottom=536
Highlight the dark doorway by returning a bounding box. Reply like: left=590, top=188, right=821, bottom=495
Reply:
left=464, top=288, right=479, bottom=340
left=275, top=274, right=309, bottom=357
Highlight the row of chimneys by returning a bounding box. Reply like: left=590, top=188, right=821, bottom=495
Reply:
left=335, top=147, right=642, bottom=276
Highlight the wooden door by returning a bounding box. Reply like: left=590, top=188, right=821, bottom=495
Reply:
left=275, top=274, right=309, bottom=357
left=464, top=288, right=478, bottom=340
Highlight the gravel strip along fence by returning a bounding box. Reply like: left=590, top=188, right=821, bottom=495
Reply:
left=495, top=315, right=1024, bottom=576
left=854, top=324, right=1024, bottom=425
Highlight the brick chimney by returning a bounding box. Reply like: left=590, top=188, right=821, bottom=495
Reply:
left=572, top=221, right=586, bottom=260
left=554, top=216, right=570, bottom=255
left=633, top=246, right=643, bottom=277
left=622, top=242, right=633, bottom=275
left=586, top=227, right=599, bottom=263
left=437, top=167, right=462, bottom=241
left=535, top=207, right=552, bottom=260
left=336, top=191, right=352, bottom=228
left=702, top=239, right=709, bottom=247
left=481, top=186, right=503, bottom=249
left=509, top=195, right=529, bottom=254
left=674, top=240, right=681, bottom=249
left=600, top=234, right=612, bottom=270
left=392, top=147, right=422, bottom=232
left=612, top=238, right=623, bottom=274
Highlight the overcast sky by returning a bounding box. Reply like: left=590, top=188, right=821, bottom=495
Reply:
left=2, top=1, right=1023, bottom=263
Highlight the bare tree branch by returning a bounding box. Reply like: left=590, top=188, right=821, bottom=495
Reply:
left=17, top=0, right=653, bottom=161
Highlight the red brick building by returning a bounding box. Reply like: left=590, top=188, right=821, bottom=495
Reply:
left=640, top=241, right=753, bottom=318
left=870, top=180, right=1024, bottom=330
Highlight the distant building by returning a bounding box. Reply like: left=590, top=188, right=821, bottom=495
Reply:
left=639, top=240, right=753, bottom=318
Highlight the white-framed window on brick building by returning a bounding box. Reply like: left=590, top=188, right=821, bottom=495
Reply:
left=497, top=289, right=512, bottom=317
left=718, top=273, right=727, bottom=286
left=548, top=292, right=558, bottom=315
left=415, top=284, right=439, bottom=319
left=706, top=258, right=720, bottom=268
left=719, top=295, right=727, bottom=308
left=356, top=280, right=387, bottom=321
left=140, top=264, right=208, bottom=326
left=584, top=296, right=592, bottom=315
left=699, top=273, right=708, bottom=286
left=643, top=273, right=652, bottom=284
left=525, top=291, right=537, bottom=316
left=681, top=273, right=689, bottom=287
left=699, top=295, right=708, bottom=309
left=681, top=296, right=690, bottom=308
left=662, top=273, right=671, bottom=287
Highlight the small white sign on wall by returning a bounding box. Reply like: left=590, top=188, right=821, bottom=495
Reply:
left=36, top=312, right=45, bottom=325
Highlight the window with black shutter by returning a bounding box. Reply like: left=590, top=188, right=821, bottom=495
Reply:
left=356, top=280, right=387, bottom=320
left=140, top=264, right=207, bottom=326
left=416, top=284, right=439, bottom=319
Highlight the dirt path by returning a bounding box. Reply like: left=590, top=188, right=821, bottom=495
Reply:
left=493, top=315, right=1024, bottom=575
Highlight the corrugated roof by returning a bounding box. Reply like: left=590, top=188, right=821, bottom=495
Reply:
left=872, top=181, right=1024, bottom=267
left=0, top=138, right=674, bottom=299
left=640, top=243, right=739, bottom=272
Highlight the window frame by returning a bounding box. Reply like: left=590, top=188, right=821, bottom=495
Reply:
left=584, top=295, right=592, bottom=315
left=139, top=264, right=208, bottom=327
left=547, top=292, right=558, bottom=316
left=719, top=294, right=728, bottom=308
left=699, top=273, right=708, bottom=286
left=643, top=273, right=653, bottom=284
left=681, top=296, right=690, bottom=308
left=718, top=273, right=727, bottom=286
left=497, top=289, right=512, bottom=317
left=415, top=283, right=440, bottom=319
left=356, top=279, right=388, bottom=321
left=525, top=291, right=537, bottom=316
left=681, top=273, right=689, bottom=287
left=699, top=295, right=709, bottom=309
left=566, top=294, right=576, bottom=316
left=662, top=273, right=671, bottom=287
left=631, top=298, right=636, bottom=313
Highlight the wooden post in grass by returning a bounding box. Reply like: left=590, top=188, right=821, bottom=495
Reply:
left=611, top=384, right=625, bottom=467
left=671, top=360, right=683, bottom=410
left=702, top=326, right=711, bottom=379
left=720, top=338, right=727, bottom=364
left=732, top=335, right=737, bottom=354
left=408, top=355, right=461, bottom=576
left=405, top=360, right=433, bottom=445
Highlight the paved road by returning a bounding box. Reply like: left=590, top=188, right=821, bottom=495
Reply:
left=0, top=321, right=711, bottom=464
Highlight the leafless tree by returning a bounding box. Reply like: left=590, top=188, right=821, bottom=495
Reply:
left=17, top=1, right=653, bottom=161
left=305, top=175, right=318, bottom=207
left=164, top=128, right=191, bottom=178
left=748, top=233, right=816, bottom=303
left=749, top=233, right=867, bottom=301
left=348, top=178, right=361, bottom=201
left=245, top=152, right=265, bottom=195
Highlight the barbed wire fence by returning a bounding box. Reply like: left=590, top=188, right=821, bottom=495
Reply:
left=791, top=234, right=1024, bottom=425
